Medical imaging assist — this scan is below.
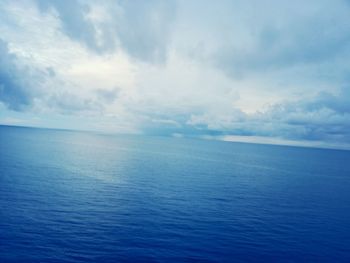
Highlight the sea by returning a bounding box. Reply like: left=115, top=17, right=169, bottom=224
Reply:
left=0, top=125, right=349, bottom=262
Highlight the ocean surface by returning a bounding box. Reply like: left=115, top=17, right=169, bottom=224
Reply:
left=0, top=125, right=350, bottom=262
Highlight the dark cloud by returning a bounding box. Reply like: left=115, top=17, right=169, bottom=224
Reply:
left=47, top=91, right=103, bottom=114
left=182, top=88, right=350, bottom=144
left=37, top=0, right=103, bottom=52
left=95, top=87, right=120, bottom=103
left=217, top=26, right=350, bottom=77
left=36, top=0, right=176, bottom=63
left=265, top=88, right=350, bottom=142
left=0, top=39, right=33, bottom=110
left=0, top=38, right=98, bottom=115
left=116, top=0, right=176, bottom=63
left=198, top=1, right=350, bottom=80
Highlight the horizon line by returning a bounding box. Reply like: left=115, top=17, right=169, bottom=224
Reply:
left=1, top=123, right=349, bottom=152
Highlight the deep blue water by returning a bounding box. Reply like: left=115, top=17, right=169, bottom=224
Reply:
left=0, top=125, right=350, bottom=262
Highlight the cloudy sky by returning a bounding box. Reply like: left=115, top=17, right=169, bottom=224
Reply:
left=1, top=0, right=350, bottom=149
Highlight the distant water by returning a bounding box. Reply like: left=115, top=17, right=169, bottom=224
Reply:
left=0, top=126, right=350, bottom=262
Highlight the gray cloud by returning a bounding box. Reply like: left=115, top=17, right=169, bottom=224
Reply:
left=217, top=25, right=350, bottom=76
left=181, top=87, right=350, bottom=144
left=37, top=0, right=102, bottom=52
left=95, top=87, right=120, bottom=103
left=47, top=91, right=103, bottom=114
left=115, top=0, right=176, bottom=63
left=0, top=39, right=36, bottom=110
left=181, top=0, right=350, bottom=81
left=0, top=38, right=101, bottom=115
left=266, top=88, right=350, bottom=142
left=36, top=0, right=176, bottom=63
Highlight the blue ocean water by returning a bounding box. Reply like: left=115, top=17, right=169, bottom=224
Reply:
left=0, top=125, right=350, bottom=262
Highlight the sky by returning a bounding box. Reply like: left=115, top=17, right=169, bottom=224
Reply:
left=1, top=0, right=350, bottom=149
